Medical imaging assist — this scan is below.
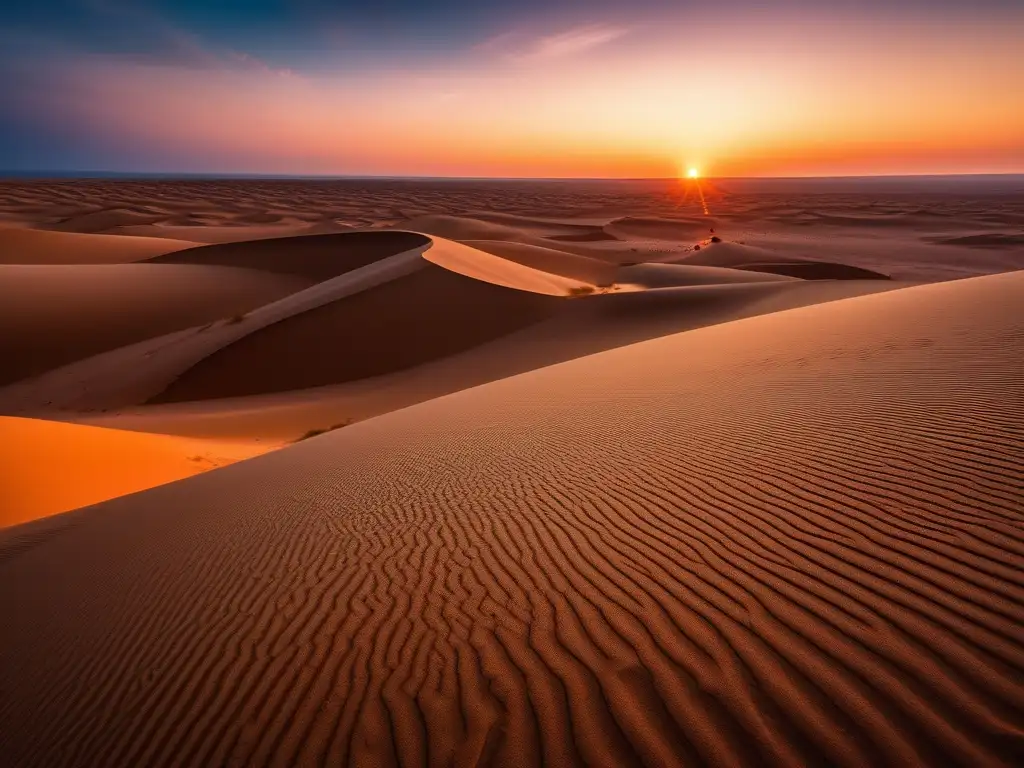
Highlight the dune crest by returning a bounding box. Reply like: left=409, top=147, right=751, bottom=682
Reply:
left=422, top=237, right=597, bottom=294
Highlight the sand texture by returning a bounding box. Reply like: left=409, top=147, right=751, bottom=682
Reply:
left=1, top=270, right=1022, bottom=766
left=1, top=177, right=1023, bottom=766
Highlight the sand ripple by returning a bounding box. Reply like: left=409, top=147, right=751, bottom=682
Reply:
left=1, top=272, right=1022, bottom=766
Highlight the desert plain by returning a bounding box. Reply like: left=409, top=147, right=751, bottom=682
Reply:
left=0, top=175, right=1023, bottom=766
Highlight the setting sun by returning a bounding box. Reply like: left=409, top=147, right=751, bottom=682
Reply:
left=687, top=168, right=700, bottom=179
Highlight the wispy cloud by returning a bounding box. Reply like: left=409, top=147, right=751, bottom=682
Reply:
left=23, top=0, right=301, bottom=78
left=523, top=24, right=630, bottom=60
left=477, top=23, right=630, bottom=63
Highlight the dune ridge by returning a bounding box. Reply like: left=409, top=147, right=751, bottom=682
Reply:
left=1, top=271, right=1022, bottom=766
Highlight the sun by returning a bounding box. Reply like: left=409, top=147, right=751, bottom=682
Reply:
left=686, top=167, right=700, bottom=179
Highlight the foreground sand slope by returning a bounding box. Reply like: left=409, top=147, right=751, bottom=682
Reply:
left=0, top=416, right=269, bottom=528
left=2, top=271, right=1022, bottom=766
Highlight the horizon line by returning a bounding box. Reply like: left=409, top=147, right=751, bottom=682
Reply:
left=2, top=170, right=1023, bottom=183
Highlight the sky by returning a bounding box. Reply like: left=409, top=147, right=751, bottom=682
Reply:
left=1, top=0, right=1022, bottom=178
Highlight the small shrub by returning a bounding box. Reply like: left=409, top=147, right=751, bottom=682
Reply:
left=294, top=420, right=352, bottom=442
left=693, top=244, right=701, bottom=251
left=567, top=285, right=595, bottom=297
left=710, top=236, right=722, bottom=243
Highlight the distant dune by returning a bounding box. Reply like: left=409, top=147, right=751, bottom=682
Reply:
left=681, top=241, right=893, bottom=279
left=604, top=214, right=716, bottom=241
left=148, top=230, right=431, bottom=280
left=928, top=232, right=1024, bottom=248
left=0, top=226, right=195, bottom=264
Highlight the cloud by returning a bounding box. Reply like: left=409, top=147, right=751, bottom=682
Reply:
left=477, top=23, right=630, bottom=63
left=523, top=24, right=629, bottom=60
left=9, top=0, right=300, bottom=78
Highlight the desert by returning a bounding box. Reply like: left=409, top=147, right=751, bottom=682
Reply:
left=0, top=174, right=1022, bottom=765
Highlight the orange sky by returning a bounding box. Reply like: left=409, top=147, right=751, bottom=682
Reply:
left=6, top=5, right=1024, bottom=177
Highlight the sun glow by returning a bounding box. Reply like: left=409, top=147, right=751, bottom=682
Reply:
left=686, top=167, right=700, bottom=179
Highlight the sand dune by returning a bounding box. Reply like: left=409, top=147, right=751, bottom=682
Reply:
left=148, top=230, right=431, bottom=280
left=150, top=261, right=561, bottom=403
left=423, top=237, right=598, bottom=294
left=72, top=279, right=905, bottom=442
left=400, top=213, right=537, bottom=242
left=0, top=231, right=437, bottom=397
left=0, top=235, right=557, bottom=410
left=0, top=237, right=902, bottom=418
left=0, top=416, right=269, bottom=528
left=615, top=262, right=796, bottom=288
left=0, top=226, right=195, bottom=264
left=48, top=207, right=168, bottom=233
left=0, top=263, right=309, bottom=386
left=1, top=271, right=1021, bottom=766
left=604, top=215, right=717, bottom=241
left=399, top=214, right=639, bottom=262
left=4, top=176, right=1021, bottom=279
left=460, top=239, right=618, bottom=285
left=928, top=232, right=1024, bottom=248
left=734, top=262, right=891, bottom=279
left=683, top=241, right=893, bottom=279
left=107, top=223, right=326, bottom=243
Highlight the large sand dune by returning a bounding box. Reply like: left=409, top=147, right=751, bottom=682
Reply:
left=150, top=261, right=561, bottom=403
left=1, top=270, right=1021, bottom=766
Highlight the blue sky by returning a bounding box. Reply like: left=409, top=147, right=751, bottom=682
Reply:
left=2, top=0, right=1022, bottom=176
